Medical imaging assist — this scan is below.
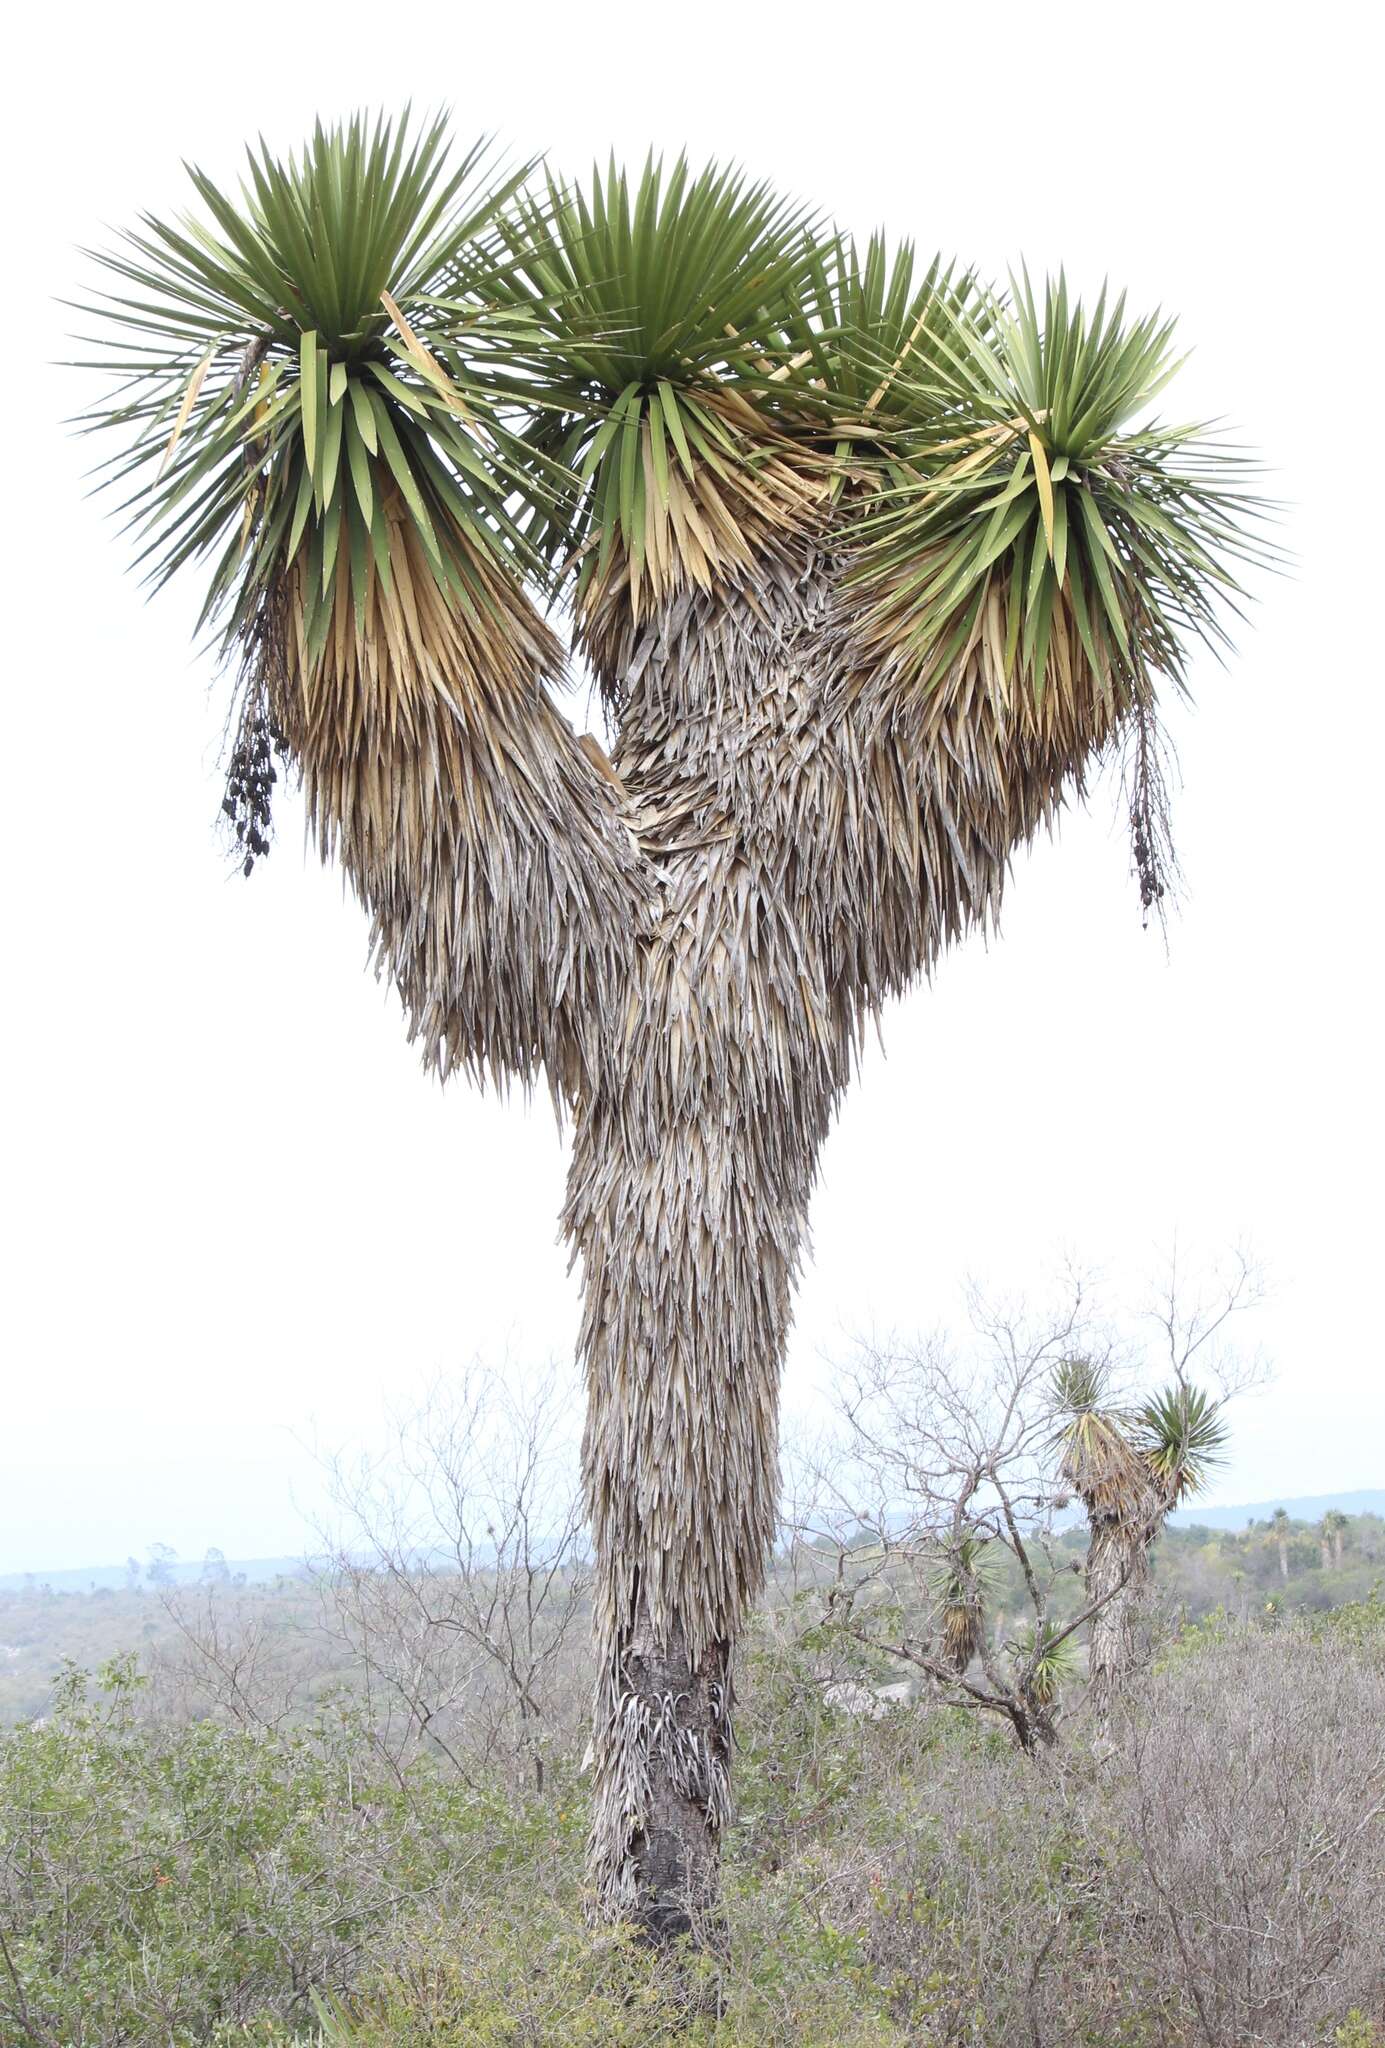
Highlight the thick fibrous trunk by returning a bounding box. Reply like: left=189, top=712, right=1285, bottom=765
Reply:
left=565, top=517, right=1099, bottom=1929
left=570, top=1055, right=812, bottom=1930
left=566, top=538, right=850, bottom=1932
left=1085, top=1486, right=1178, bottom=1730
left=1085, top=1513, right=1148, bottom=1729
left=589, top=1603, right=732, bottom=1940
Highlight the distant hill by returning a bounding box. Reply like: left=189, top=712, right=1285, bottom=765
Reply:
left=1168, top=1489, right=1385, bottom=1531
left=4, top=1491, right=1382, bottom=1586
left=0, top=1556, right=315, bottom=1594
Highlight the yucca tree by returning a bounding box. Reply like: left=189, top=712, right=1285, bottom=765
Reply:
left=1053, top=1361, right=1228, bottom=1724
left=1009, top=1620, right=1082, bottom=1712
left=1051, top=1357, right=1156, bottom=1727
left=79, top=119, right=1264, bottom=1940
left=1270, top=1504, right=1292, bottom=1581
left=932, top=1534, right=1002, bottom=1672
left=489, top=191, right=1033, bottom=1933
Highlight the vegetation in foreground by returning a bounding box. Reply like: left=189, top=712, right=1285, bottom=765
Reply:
left=5, top=1290, right=1381, bottom=2040
left=1, top=1606, right=1382, bottom=2047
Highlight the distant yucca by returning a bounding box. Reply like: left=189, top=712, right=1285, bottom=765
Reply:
left=933, top=1534, right=1001, bottom=1673
left=1051, top=1357, right=1228, bottom=1725
left=1010, top=1621, right=1081, bottom=1708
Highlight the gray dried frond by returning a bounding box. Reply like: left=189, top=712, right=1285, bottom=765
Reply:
left=254, top=503, right=647, bottom=1100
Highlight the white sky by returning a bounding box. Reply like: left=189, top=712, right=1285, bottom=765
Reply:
left=2, top=2, right=1379, bottom=1575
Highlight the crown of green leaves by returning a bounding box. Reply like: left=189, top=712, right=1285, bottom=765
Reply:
left=72, top=112, right=554, bottom=669
left=74, top=113, right=1273, bottom=745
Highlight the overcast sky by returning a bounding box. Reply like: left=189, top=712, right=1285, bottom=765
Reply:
left=2, top=3, right=1378, bottom=1575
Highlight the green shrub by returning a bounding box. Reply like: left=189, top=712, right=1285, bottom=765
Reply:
left=3, top=1621, right=1382, bottom=2045
left=0, top=1658, right=566, bottom=2043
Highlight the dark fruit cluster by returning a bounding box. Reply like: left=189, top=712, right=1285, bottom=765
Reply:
left=1130, top=815, right=1166, bottom=920
left=222, top=702, right=289, bottom=876
left=1125, top=697, right=1175, bottom=932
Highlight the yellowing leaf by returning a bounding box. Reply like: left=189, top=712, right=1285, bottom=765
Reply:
left=1028, top=431, right=1055, bottom=559
left=156, top=347, right=215, bottom=480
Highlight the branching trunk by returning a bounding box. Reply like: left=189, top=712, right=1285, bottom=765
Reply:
left=256, top=534, right=646, bottom=1103
left=567, top=539, right=851, bottom=1936
left=566, top=519, right=1080, bottom=1931
left=1009, top=1699, right=1059, bottom=1754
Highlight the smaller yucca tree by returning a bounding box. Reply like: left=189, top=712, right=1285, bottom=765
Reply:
left=74, top=112, right=643, bottom=1098
left=932, top=1533, right=1002, bottom=1672
left=1009, top=1620, right=1082, bottom=1711
left=1052, top=1359, right=1228, bottom=1724
left=1051, top=1357, right=1156, bottom=1727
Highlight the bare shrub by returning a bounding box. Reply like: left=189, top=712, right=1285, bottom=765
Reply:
left=139, top=1365, right=592, bottom=1794
left=1119, top=1621, right=1385, bottom=2045
left=311, top=1363, right=592, bottom=1793
left=142, top=1579, right=314, bottom=1730
left=782, top=1277, right=1119, bottom=1751
left=731, top=1616, right=1385, bottom=2047
left=784, top=1257, right=1271, bottom=1753
left=853, top=1730, right=1162, bottom=2047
